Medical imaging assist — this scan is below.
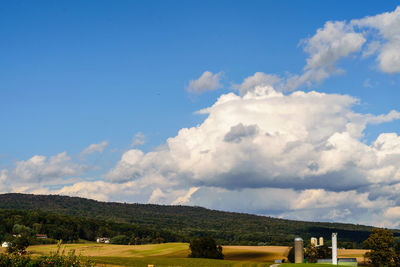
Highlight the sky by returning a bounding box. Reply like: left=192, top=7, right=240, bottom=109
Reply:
left=1, top=0, right=400, bottom=228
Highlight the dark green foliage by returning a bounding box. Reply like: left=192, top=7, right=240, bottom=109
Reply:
left=189, top=237, right=223, bottom=259
left=287, top=247, right=294, bottom=263
left=6, top=235, right=30, bottom=254
left=316, top=244, right=331, bottom=259
left=364, top=228, right=398, bottom=267
left=0, top=193, right=398, bottom=246
left=0, top=209, right=180, bottom=246
left=110, top=235, right=130, bottom=244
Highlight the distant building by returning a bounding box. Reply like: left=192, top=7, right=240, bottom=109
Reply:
left=36, top=234, right=48, bottom=239
left=2, top=242, right=10, bottom=248
left=96, top=237, right=110, bottom=244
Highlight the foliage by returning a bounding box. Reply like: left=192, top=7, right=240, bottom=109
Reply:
left=6, top=235, right=30, bottom=254
left=0, top=241, right=95, bottom=266
left=189, top=236, right=224, bottom=259
left=364, top=228, right=398, bottom=267
left=0, top=209, right=180, bottom=246
left=0, top=193, right=398, bottom=246
left=287, top=247, right=295, bottom=263
left=0, top=253, right=33, bottom=267
left=110, top=234, right=130, bottom=244
left=315, top=244, right=331, bottom=259
left=305, top=243, right=318, bottom=263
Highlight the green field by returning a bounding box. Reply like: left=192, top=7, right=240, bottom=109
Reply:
left=92, top=256, right=271, bottom=267
left=280, top=264, right=336, bottom=267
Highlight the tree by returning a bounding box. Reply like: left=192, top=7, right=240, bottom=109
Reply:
left=189, top=237, right=224, bottom=259
left=6, top=235, right=30, bottom=254
left=305, top=243, right=318, bottom=263
left=364, top=228, right=397, bottom=267
left=317, top=244, right=332, bottom=259
left=111, top=235, right=129, bottom=244
left=287, top=247, right=295, bottom=263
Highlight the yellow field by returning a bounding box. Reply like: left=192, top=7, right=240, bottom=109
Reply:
left=223, top=245, right=290, bottom=262
left=26, top=243, right=291, bottom=262
left=27, top=242, right=277, bottom=266
left=338, top=249, right=369, bottom=264
left=1, top=243, right=369, bottom=266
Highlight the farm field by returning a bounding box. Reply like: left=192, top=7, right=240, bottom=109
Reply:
left=22, top=242, right=368, bottom=266
left=27, top=242, right=277, bottom=266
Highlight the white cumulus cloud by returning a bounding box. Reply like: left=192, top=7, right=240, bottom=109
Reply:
left=186, top=71, right=223, bottom=93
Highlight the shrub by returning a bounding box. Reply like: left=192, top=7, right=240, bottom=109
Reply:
left=0, top=241, right=95, bottom=267
left=6, top=235, right=30, bottom=254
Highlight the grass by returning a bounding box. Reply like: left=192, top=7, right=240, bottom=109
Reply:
left=280, top=264, right=336, bottom=267
left=92, top=256, right=272, bottom=267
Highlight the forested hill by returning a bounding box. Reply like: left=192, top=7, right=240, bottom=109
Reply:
left=0, top=193, right=396, bottom=246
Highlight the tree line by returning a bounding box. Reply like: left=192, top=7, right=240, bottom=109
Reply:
left=0, top=193, right=392, bottom=246
left=0, top=209, right=181, bottom=245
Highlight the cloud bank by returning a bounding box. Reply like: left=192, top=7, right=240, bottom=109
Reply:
left=2, top=6, right=400, bottom=228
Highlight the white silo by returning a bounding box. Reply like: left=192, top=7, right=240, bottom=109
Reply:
left=319, top=237, right=324, bottom=246
left=310, top=237, right=318, bottom=246
left=332, top=233, right=337, bottom=265
left=294, top=237, right=304, bottom=263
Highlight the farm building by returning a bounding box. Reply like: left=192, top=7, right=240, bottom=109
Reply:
left=36, top=234, right=48, bottom=239
left=96, top=237, right=110, bottom=244
left=317, top=258, right=357, bottom=266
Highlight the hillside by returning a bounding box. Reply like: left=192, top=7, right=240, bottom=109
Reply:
left=0, top=209, right=180, bottom=244
left=0, top=193, right=394, bottom=246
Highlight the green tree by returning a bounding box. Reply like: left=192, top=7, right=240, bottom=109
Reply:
left=364, top=228, right=396, bottom=267
left=189, top=237, right=224, bottom=259
left=110, top=235, right=129, bottom=244
left=287, top=247, right=295, bottom=263
left=6, top=235, right=30, bottom=254
left=317, top=244, right=332, bottom=259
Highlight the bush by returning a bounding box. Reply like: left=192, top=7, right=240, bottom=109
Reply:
left=189, top=237, right=223, bottom=259
left=0, top=253, right=33, bottom=267
left=110, top=235, right=130, bottom=244
left=6, top=235, right=30, bottom=254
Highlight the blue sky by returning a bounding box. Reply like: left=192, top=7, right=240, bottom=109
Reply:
left=1, top=1, right=400, bottom=227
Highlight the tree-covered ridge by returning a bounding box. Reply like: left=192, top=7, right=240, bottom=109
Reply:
left=0, top=209, right=180, bottom=244
left=0, top=193, right=397, bottom=246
